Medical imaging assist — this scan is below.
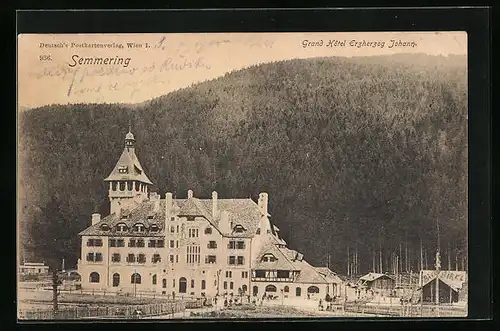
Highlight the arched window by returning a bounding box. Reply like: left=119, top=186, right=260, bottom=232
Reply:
left=131, top=273, right=141, bottom=284
left=150, top=224, right=159, bottom=232
left=112, top=182, right=117, bottom=191
left=162, top=278, right=167, bottom=288
left=119, top=182, right=125, bottom=191
left=265, top=284, right=277, bottom=292
left=89, top=272, right=100, bottom=283
left=284, top=286, right=289, bottom=293
left=112, top=273, right=120, bottom=287
left=179, top=277, right=187, bottom=293
left=100, top=224, right=110, bottom=231
left=230, top=281, right=234, bottom=290
left=152, top=274, right=157, bottom=285
left=242, top=284, right=248, bottom=293
left=307, top=286, right=319, bottom=294
left=117, top=223, right=128, bottom=232
left=252, top=286, right=259, bottom=296
left=134, top=223, right=145, bottom=232
left=296, top=287, right=302, bottom=297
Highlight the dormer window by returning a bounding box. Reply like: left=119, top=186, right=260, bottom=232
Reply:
left=147, top=215, right=154, bottom=220
left=117, top=223, right=128, bottom=232
left=150, top=224, right=159, bottom=232
left=118, top=166, right=128, bottom=174
left=233, top=225, right=245, bottom=233
left=134, top=223, right=145, bottom=232
left=261, top=254, right=277, bottom=262
left=100, top=224, right=110, bottom=231
left=256, top=228, right=261, bottom=235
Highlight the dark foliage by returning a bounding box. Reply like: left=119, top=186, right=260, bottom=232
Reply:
left=18, top=54, right=467, bottom=274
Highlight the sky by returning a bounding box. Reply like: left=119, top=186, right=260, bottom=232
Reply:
left=18, top=32, right=467, bottom=109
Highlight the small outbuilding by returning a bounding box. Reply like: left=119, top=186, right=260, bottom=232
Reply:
left=419, top=270, right=467, bottom=304
left=357, top=273, right=395, bottom=292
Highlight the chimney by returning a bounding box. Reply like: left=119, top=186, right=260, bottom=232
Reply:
left=188, top=190, right=193, bottom=199
left=258, top=192, right=268, bottom=216
left=220, top=210, right=230, bottom=234
left=91, top=213, right=101, bottom=225
left=165, top=192, right=173, bottom=220
left=212, top=191, right=218, bottom=219
left=151, top=192, right=160, bottom=212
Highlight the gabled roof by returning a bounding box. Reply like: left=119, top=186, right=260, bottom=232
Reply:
left=420, top=270, right=467, bottom=291
left=104, top=146, right=153, bottom=184
left=359, top=273, right=395, bottom=282
left=252, top=241, right=298, bottom=271
left=79, top=196, right=265, bottom=237
left=315, top=267, right=343, bottom=284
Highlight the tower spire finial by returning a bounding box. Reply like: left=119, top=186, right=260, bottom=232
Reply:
left=128, top=119, right=132, bottom=133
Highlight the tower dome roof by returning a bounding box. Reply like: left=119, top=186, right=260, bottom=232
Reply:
left=125, top=131, right=135, bottom=140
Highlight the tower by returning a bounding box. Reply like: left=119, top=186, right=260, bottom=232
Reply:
left=104, top=128, right=153, bottom=215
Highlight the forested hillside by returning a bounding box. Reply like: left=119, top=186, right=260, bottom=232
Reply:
left=18, top=54, right=467, bottom=273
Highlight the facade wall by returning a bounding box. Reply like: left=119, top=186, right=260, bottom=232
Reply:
left=251, top=281, right=329, bottom=300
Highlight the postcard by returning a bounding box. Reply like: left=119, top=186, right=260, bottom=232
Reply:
left=17, top=31, right=468, bottom=320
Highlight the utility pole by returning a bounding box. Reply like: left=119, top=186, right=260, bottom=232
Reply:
left=405, top=232, right=408, bottom=273
left=447, top=243, right=451, bottom=271
left=372, top=246, right=376, bottom=273
left=52, top=270, right=60, bottom=318
left=435, top=217, right=441, bottom=306
left=347, top=245, right=350, bottom=277
left=420, top=238, right=424, bottom=272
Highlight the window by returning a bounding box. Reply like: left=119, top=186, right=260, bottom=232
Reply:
left=201, top=280, right=206, bottom=290
left=187, top=245, right=200, bottom=264
left=228, top=256, right=236, bottom=265
left=170, top=240, right=175, bottom=248
left=152, top=274, right=157, bottom=285
left=111, top=253, right=121, bottom=263
left=137, top=239, right=145, bottom=247
left=170, top=226, right=175, bottom=233
left=191, top=279, right=195, bottom=288
left=100, top=224, right=110, bottom=231
left=150, top=224, right=159, bottom=232
left=237, top=256, right=245, bottom=265
left=117, top=239, right=125, bottom=247
left=205, top=227, right=212, bottom=234
left=134, top=224, right=145, bottom=232
left=262, top=254, right=277, bottom=262
left=112, top=273, right=120, bottom=287
left=148, top=240, right=156, bottom=248
left=296, top=287, right=302, bottom=297
left=256, top=228, right=261, bottom=235
left=233, top=225, right=245, bottom=233
left=157, top=240, right=164, bottom=248
left=223, top=281, right=227, bottom=290
left=242, top=284, right=248, bottom=293
left=230, top=282, right=234, bottom=290
left=152, top=254, right=161, bottom=263
left=225, top=271, right=232, bottom=278
left=188, top=228, right=199, bottom=238
left=129, top=239, right=136, bottom=247
left=87, top=239, right=103, bottom=247
left=176, top=241, right=179, bottom=248
left=277, top=270, right=290, bottom=279
left=255, top=270, right=266, bottom=278
left=162, top=279, right=167, bottom=288
left=131, top=273, right=141, bottom=284
left=205, top=255, right=217, bottom=264
left=228, top=241, right=236, bottom=249
left=284, top=286, right=289, bottom=293
left=307, top=286, right=320, bottom=294
left=170, top=255, right=174, bottom=263
left=86, top=253, right=94, bottom=262
left=118, top=166, right=128, bottom=173
left=117, top=223, right=128, bottom=232
left=109, top=239, right=117, bottom=247
left=127, top=254, right=135, bottom=263
left=176, top=225, right=179, bottom=232
left=265, top=285, right=277, bottom=292
left=176, top=255, right=179, bottom=263
left=237, top=241, right=245, bottom=249
left=208, top=241, right=217, bottom=249
left=173, top=279, right=175, bottom=287
left=89, top=272, right=100, bottom=283
left=241, top=271, right=248, bottom=278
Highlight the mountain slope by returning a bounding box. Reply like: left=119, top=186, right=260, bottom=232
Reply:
left=18, top=54, right=467, bottom=273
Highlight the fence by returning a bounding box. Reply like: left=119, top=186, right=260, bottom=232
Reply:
left=344, top=303, right=467, bottom=317
left=19, top=301, right=185, bottom=320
